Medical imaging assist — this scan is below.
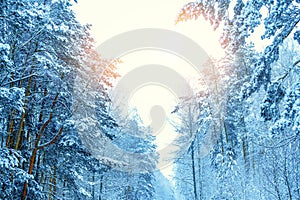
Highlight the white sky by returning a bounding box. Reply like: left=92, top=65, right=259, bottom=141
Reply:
left=72, top=0, right=224, bottom=57
left=72, top=0, right=224, bottom=179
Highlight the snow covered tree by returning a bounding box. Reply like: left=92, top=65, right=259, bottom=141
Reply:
left=96, top=109, right=158, bottom=200
left=0, top=0, right=121, bottom=199
left=173, top=1, right=300, bottom=199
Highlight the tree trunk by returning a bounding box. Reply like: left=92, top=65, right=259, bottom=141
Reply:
left=14, top=69, right=34, bottom=150
left=191, top=142, right=198, bottom=200
left=21, top=94, right=61, bottom=200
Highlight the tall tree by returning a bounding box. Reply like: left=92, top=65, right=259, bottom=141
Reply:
left=172, top=1, right=300, bottom=199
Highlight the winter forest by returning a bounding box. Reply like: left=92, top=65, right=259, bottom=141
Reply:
left=0, top=0, right=299, bottom=199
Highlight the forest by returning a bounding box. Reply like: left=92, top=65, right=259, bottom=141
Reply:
left=0, top=0, right=299, bottom=199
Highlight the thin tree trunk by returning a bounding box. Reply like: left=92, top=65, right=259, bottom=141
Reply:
left=14, top=69, right=34, bottom=150
left=92, top=171, right=95, bottom=200
left=6, top=111, right=15, bottom=148
left=197, top=136, right=203, bottom=200
left=6, top=72, right=15, bottom=148
left=48, top=169, right=53, bottom=200
left=191, top=143, right=198, bottom=200
left=283, top=150, right=292, bottom=200
left=99, top=172, right=103, bottom=200
left=21, top=94, right=62, bottom=200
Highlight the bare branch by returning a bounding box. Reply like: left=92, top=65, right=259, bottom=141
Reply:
left=1, top=73, right=38, bottom=87
left=37, top=127, right=64, bottom=149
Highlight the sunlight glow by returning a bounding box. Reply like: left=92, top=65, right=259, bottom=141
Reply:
left=73, top=0, right=225, bottom=179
